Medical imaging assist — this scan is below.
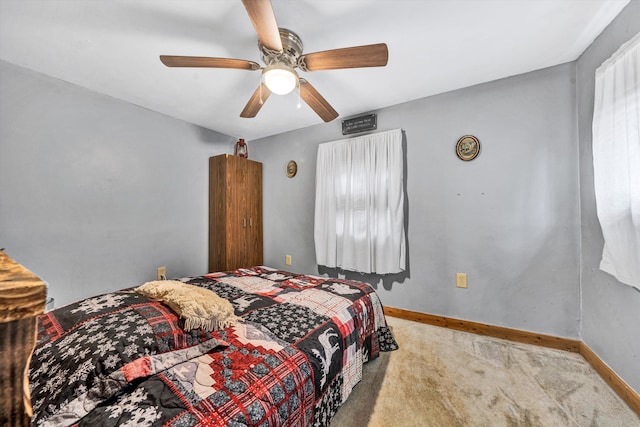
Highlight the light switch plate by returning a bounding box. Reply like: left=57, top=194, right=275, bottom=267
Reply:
left=456, top=273, right=468, bottom=288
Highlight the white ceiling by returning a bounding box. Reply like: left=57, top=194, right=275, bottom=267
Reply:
left=0, top=0, right=630, bottom=141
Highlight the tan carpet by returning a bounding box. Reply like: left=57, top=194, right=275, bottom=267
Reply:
left=331, top=316, right=639, bottom=426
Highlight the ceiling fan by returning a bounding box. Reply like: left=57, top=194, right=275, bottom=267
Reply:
left=159, top=0, right=388, bottom=123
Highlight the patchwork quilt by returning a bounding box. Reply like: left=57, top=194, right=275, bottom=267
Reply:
left=30, top=267, right=398, bottom=426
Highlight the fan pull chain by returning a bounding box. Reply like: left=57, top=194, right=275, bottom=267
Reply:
left=296, top=83, right=301, bottom=109
left=259, top=75, right=264, bottom=105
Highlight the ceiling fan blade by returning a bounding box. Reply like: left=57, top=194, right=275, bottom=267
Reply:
left=299, top=79, right=338, bottom=122
left=160, top=55, right=260, bottom=70
left=298, top=43, right=388, bottom=71
left=240, top=83, right=272, bottom=118
left=241, top=0, right=283, bottom=52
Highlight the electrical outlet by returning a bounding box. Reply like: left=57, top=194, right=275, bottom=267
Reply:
left=157, top=266, right=167, bottom=280
left=285, top=255, right=292, bottom=266
left=456, top=273, right=468, bottom=288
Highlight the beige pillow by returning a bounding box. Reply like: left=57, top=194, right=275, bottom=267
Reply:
left=136, top=280, right=242, bottom=332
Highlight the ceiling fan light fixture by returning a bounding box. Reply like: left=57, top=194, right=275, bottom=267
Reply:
left=263, top=63, right=298, bottom=95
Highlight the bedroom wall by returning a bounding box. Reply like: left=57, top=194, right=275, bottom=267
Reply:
left=576, top=1, right=640, bottom=394
left=250, top=62, right=581, bottom=339
left=0, top=60, right=235, bottom=307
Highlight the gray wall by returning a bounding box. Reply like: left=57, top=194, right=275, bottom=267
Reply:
left=251, top=62, right=581, bottom=339
left=0, top=60, right=235, bottom=307
left=576, top=1, right=640, bottom=394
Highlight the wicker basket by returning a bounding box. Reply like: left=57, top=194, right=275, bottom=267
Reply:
left=0, top=251, right=47, bottom=427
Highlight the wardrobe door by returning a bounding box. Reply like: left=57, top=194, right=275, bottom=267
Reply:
left=226, top=155, right=248, bottom=270
left=245, top=160, right=263, bottom=267
left=209, top=155, right=228, bottom=272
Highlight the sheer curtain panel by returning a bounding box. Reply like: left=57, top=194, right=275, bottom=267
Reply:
left=592, top=32, right=640, bottom=290
left=314, top=128, right=405, bottom=274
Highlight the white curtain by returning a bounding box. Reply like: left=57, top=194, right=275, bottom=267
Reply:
left=592, top=32, right=640, bottom=290
left=314, top=128, right=405, bottom=274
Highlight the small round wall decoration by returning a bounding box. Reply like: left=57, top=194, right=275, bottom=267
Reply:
left=286, top=160, right=298, bottom=178
left=456, top=135, right=481, bottom=161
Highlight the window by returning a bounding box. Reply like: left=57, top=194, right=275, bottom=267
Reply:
left=592, top=32, right=640, bottom=289
left=314, top=128, right=405, bottom=274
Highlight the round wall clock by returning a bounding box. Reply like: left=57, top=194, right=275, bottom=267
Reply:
left=456, top=135, right=480, bottom=161
left=286, top=160, right=298, bottom=178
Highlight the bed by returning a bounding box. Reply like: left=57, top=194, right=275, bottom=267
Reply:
left=29, top=266, right=398, bottom=426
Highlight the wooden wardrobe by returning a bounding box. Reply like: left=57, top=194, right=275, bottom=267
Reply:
left=208, top=154, right=263, bottom=272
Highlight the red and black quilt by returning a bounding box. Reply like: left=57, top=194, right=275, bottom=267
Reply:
left=30, top=267, right=398, bottom=426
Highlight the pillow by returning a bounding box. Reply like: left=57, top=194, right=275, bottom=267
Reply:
left=136, top=280, right=242, bottom=332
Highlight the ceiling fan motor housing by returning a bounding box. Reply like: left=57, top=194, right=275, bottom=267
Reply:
left=260, top=28, right=303, bottom=68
